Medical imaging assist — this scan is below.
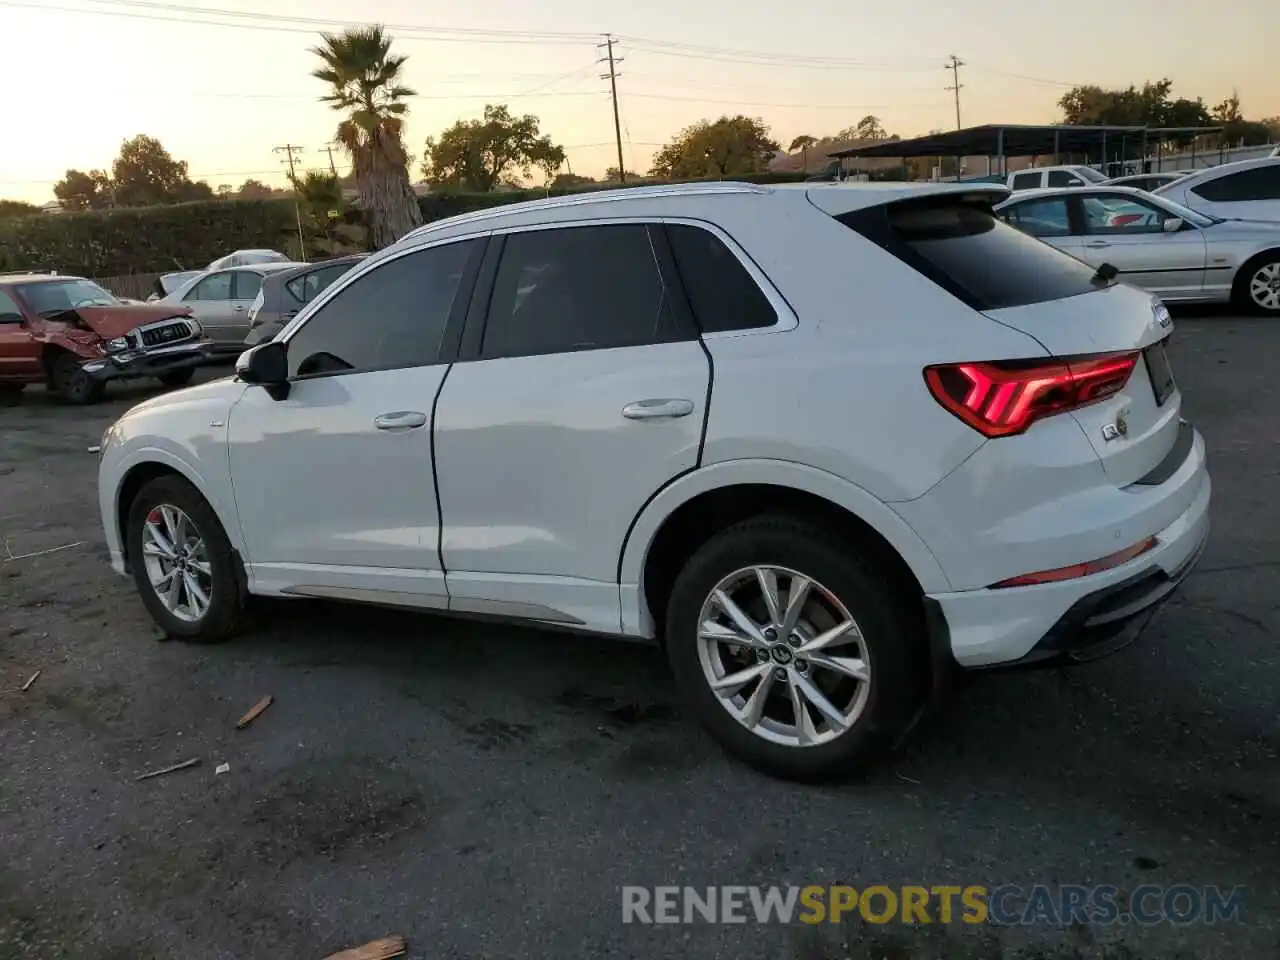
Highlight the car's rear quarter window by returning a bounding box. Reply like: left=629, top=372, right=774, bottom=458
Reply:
left=836, top=197, right=1101, bottom=311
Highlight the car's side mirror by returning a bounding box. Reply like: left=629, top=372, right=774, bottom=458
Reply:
left=1163, top=217, right=1184, bottom=233
left=236, top=341, right=290, bottom=400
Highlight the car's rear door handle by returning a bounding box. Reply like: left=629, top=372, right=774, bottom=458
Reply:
left=232, top=304, right=247, bottom=312
left=1085, top=241, right=1111, bottom=248
left=622, top=398, right=694, bottom=420
left=373, top=411, right=428, bottom=431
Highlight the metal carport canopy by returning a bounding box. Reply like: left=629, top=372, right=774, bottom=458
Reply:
left=827, top=124, right=1222, bottom=159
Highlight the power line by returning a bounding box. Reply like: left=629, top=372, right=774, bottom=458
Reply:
left=598, top=34, right=626, bottom=184
left=944, top=54, right=965, bottom=130
left=625, top=91, right=945, bottom=110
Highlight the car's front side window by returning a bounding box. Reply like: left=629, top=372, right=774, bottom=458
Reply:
left=0, top=289, right=24, bottom=322
left=480, top=223, right=684, bottom=360
left=233, top=271, right=264, bottom=301
left=186, top=273, right=233, bottom=302
left=285, top=239, right=481, bottom=379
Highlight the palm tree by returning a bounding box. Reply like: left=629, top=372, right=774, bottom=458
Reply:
left=311, top=26, right=423, bottom=249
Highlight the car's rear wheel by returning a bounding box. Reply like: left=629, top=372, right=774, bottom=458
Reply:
left=665, top=515, right=924, bottom=781
left=1236, top=254, right=1280, bottom=314
left=126, top=475, right=246, bottom=642
left=157, top=367, right=195, bottom=388
left=48, top=352, right=106, bottom=404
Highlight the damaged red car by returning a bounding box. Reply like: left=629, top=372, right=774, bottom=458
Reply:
left=0, top=273, right=212, bottom=404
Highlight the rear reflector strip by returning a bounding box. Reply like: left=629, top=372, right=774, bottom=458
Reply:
left=989, top=537, right=1159, bottom=589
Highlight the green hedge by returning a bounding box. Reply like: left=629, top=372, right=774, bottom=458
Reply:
left=0, top=198, right=298, bottom=277
left=0, top=172, right=813, bottom=276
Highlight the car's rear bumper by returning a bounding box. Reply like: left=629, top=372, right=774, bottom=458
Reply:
left=926, top=453, right=1210, bottom=669
left=81, top=339, right=213, bottom=381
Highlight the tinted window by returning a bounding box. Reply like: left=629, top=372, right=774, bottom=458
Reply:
left=233, top=271, right=264, bottom=300
left=1011, top=172, right=1040, bottom=190
left=1002, top=197, right=1072, bottom=237
left=837, top=198, right=1100, bottom=311
left=0, top=289, right=23, bottom=322
left=1046, top=171, right=1082, bottom=188
left=1191, top=165, right=1280, bottom=202
left=186, top=273, right=232, bottom=301
left=1080, top=195, right=1166, bottom=234
left=481, top=224, right=684, bottom=359
left=665, top=223, right=776, bottom=333
left=287, top=263, right=354, bottom=304
left=286, top=240, right=479, bottom=379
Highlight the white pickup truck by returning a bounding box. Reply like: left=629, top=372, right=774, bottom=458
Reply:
left=1007, top=165, right=1109, bottom=190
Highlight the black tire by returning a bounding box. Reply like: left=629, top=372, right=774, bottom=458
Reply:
left=125, top=475, right=246, bottom=642
left=157, top=367, right=196, bottom=388
left=48, top=352, right=106, bottom=404
left=665, top=514, right=926, bottom=782
left=1233, top=253, right=1280, bottom=315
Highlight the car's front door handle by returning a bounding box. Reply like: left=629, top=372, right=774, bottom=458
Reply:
left=373, top=411, right=428, bottom=431
left=1085, top=241, right=1111, bottom=248
left=622, top=398, right=694, bottom=420
left=232, top=304, right=247, bottom=312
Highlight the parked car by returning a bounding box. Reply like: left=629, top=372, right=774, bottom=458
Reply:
left=996, top=185, right=1280, bottom=312
left=97, top=181, right=1209, bottom=780
left=1102, top=172, right=1187, bottom=192
left=244, top=254, right=367, bottom=346
left=1007, top=165, right=1108, bottom=191
left=206, top=249, right=291, bottom=271
left=0, top=273, right=210, bottom=404
left=159, top=262, right=303, bottom=355
left=1152, top=156, right=1280, bottom=222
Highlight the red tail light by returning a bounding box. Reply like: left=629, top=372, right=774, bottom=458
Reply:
left=924, top=352, right=1140, bottom=438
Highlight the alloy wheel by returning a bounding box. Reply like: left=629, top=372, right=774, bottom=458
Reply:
left=140, top=504, right=213, bottom=622
left=696, top=565, right=872, bottom=747
left=1249, top=262, right=1280, bottom=312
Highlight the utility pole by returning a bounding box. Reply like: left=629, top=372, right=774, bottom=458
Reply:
left=321, top=142, right=338, bottom=177
left=944, top=55, right=965, bottom=131
left=274, top=144, right=306, bottom=259
left=598, top=34, right=626, bottom=184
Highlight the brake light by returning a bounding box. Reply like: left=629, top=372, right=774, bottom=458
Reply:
left=990, top=537, right=1158, bottom=588
left=924, top=352, right=1139, bottom=438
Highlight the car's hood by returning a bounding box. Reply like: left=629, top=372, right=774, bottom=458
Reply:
left=122, top=374, right=243, bottom=419
left=60, top=303, right=193, bottom=339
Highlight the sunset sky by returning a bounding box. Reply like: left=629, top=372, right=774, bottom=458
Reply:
left=1, top=0, right=1277, bottom=203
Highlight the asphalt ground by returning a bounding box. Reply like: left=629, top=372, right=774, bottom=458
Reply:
left=1, top=308, right=1276, bottom=960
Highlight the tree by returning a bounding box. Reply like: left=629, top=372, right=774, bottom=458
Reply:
left=602, top=166, right=638, bottom=183
left=111, top=135, right=197, bottom=206
left=1211, top=91, right=1273, bottom=147
left=845, top=116, right=887, bottom=141
left=649, top=116, right=780, bottom=180
left=1058, top=79, right=1212, bottom=146
left=216, top=184, right=234, bottom=198
left=237, top=178, right=276, bottom=199
left=0, top=199, right=39, bottom=220
left=788, top=134, right=818, bottom=152
left=312, top=25, right=423, bottom=249
left=551, top=172, right=595, bottom=188
left=422, top=104, right=565, bottom=192
left=53, top=169, right=112, bottom=210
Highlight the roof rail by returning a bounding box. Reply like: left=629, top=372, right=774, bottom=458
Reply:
left=401, top=181, right=770, bottom=242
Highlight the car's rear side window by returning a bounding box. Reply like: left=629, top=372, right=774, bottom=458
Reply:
left=836, top=198, right=1101, bottom=311
left=665, top=223, right=777, bottom=333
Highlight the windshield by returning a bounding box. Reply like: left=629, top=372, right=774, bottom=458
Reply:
left=15, top=279, right=119, bottom=314
left=1076, top=166, right=1108, bottom=184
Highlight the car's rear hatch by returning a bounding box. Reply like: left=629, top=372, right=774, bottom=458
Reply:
left=824, top=189, right=1181, bottom=487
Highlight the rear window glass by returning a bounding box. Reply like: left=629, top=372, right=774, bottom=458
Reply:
left=836, top=199, right=1101, bottom=311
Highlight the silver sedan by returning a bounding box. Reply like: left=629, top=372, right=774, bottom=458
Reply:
left=995, top=185, right=1280, bottom=313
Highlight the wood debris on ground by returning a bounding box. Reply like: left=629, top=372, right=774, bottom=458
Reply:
left=20, top=670, right=41, bottom=692
left=236, top=695, right=274, bottom=729
left=322, top=935, right=407, bottom=960
left=135, top=757, right=201, bottom=782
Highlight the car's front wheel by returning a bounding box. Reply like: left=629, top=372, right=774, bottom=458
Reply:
left=48, top=352, right=106, bottom=404
left=665, top=515, right=925, bottom=781
left=125, top=475, right=246, bottom=642
left=157, top=367, right=195, bottom=388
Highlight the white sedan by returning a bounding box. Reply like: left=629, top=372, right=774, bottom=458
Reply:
left=996, top=185, right=1280, bottom=313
